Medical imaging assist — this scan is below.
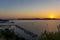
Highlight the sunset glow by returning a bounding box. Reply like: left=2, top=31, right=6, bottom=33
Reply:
left=0, top=0, right=60, bottom=18
left=49, top=15, right=56, bottom=18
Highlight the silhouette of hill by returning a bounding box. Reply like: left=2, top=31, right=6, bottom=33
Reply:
left=17, top=18, right=60, bottom=20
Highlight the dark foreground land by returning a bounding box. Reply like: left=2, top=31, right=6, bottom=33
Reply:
left=0, top=29, right=60, bottom=40
left=0, top=29, right=25, bottom=40
left=39, top=31, right=60, bottom=40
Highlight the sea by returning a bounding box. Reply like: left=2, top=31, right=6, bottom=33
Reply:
left=12, top=20, right=60, bottom=35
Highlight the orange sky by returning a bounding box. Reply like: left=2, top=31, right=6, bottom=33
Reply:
left=0, top=0, right=60, bottom=18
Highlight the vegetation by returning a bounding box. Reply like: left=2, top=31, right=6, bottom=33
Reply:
left=39, top=31, right=60, bottom=40
left=0, top=29, right=25, bottom=40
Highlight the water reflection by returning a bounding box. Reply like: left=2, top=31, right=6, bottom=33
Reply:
left=14, top=20, right=60, bottom=35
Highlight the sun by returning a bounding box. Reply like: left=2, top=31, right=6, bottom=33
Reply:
left=49, top=15, right=56, bottom=18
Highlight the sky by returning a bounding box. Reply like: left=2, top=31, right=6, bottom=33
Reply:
left=0, top=0, right=60, bottom=18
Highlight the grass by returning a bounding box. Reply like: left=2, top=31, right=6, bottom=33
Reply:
left=39, top=31, right=60, bottom=40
